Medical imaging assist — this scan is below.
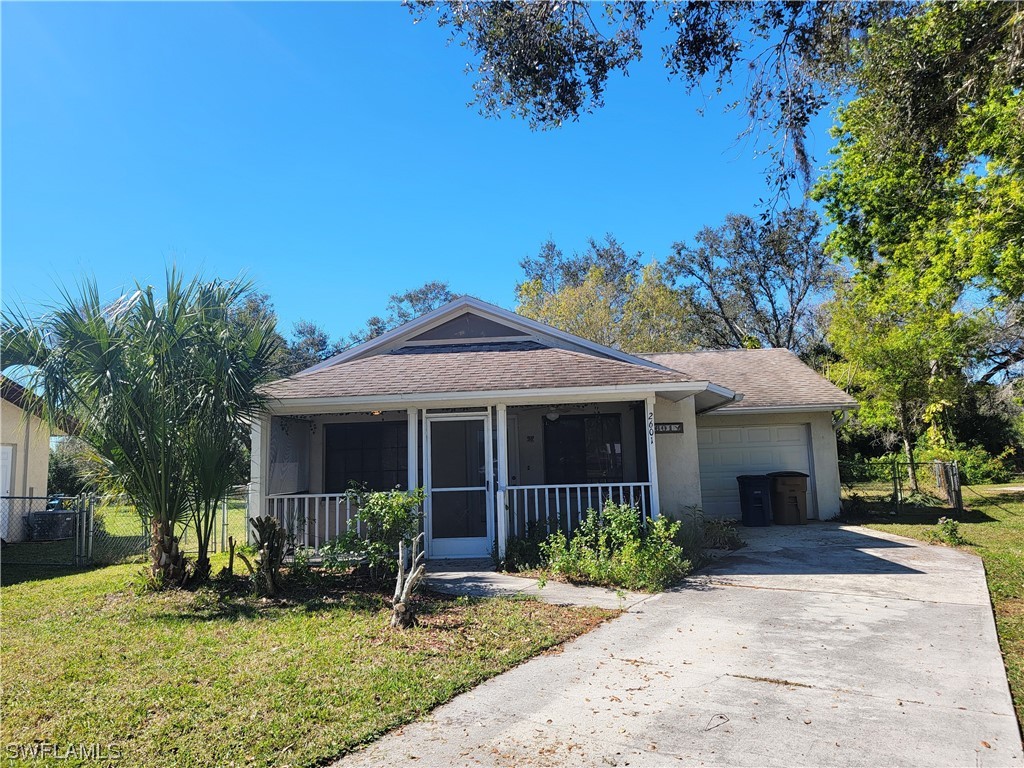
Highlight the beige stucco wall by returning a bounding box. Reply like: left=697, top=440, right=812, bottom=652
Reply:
left=1, top=398, right=51, bottom=498
left=695, top=409, right=843, bottom=520
left=653, top=396, right=702, bottom=515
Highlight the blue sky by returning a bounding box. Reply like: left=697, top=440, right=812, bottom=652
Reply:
left=3, top=2, right=834, bottom=341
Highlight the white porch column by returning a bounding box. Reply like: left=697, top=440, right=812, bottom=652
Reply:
left=248, top=413, right=271, bottom=544
left=407, top=407, right=419, bottom=492
left=495, top=404, right=509, bottom=559
left=645, top=395, right=661, bottom=518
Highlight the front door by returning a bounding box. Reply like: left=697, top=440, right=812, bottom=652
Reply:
left=425, top=413, right=493, bottom=558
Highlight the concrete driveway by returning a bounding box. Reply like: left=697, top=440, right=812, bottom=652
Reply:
left=337, top=525, right=1023, bottom=767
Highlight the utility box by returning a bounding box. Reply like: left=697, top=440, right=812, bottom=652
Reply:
left=768, top=471, right=810, bottom=525
left=26, top=509, right=77, bottom=541
left=736, top=475, right=773, bottom=527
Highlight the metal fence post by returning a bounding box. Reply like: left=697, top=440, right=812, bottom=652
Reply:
left=87, top=496, right=95, bottom=562
left=221, top=498, right=228, bottom=554
left=950, top=461, right=963, bottom=513
left=891, top=458, right=900, bottom=514
left=74, top=495, right=83, bottom=566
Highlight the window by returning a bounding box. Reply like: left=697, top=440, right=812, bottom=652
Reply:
left=543, top=414, right=623, bottom=485
left=324, top=422, right=408, bottom=492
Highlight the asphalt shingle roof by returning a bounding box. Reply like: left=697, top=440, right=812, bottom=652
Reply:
left=642, top=349, right=857, bottom=411
left=262, top=342, right=690, bottom=400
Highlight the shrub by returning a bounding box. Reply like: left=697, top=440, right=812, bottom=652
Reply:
left=496, top=520, right=550, bottom=572
left=927, top=516, right=967, bottom=546
left=318, top=536, right=363, bottom=573
left=663, top=507, right=745, bottom=567
left=328, top=487, right=425, bottom=579
left=916, top=443, right=1013, bottom=485
left=703, top=517, right=745, bottom=550
left=670, top=507, right=706, bottom=564
left=541, top=502, right=690, bottom=592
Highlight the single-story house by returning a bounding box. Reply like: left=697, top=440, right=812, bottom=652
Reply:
left=1, top=377, right=53, bottom=542
left=250, top=297, right=857, bottom=559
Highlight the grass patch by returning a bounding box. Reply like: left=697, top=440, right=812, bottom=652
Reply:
left=852, top=483, right=1024, bottom=728
left=1, top=555, right=613, bottom=767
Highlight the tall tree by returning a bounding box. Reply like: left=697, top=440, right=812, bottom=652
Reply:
left=348, top=281, right=457, bottom=345
left=521, top=235, right=640, bottom=297
left=232, top=291, right=291, bottom=374
left=516, top=238, right=696, bottom=351
left=826, top=274, right=982, bottom=491
left=288, top=319, right=344, bottom=372
left=409, top=1, right=906, bottom=193
left=2, top=272, right=280, bottom=585
left=812, top=1, right=1024, bottom=472
left=666, top=208, right=838, bottom=354
left=814, top=1, right=1024, bottom=381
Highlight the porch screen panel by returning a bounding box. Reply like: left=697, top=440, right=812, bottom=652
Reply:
left=543, top=414, right=624, bottom=485
left=324, top=422, right=408, bottom=492
left=269, top=417, right=310, bottom=495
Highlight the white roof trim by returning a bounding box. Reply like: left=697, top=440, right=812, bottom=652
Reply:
left=700, top=403, right=859, bottom=416
left=263, top=381, right=736, bottom=415
left=297, top=296, right=673, bottom=376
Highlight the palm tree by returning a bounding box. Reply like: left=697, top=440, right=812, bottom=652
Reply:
left=2, top=271, right=280, bottom=586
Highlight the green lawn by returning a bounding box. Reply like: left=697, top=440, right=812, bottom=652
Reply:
left=855, top=483, right=1024, bottom=726
left=1, top=557, right=613, bottom=767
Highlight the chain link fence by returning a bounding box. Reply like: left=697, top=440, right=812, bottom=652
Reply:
left=1, top=496, right=86, bottom=566
left=1, top=490, right=249, bottom=568
left=839, top=459, right=963, bottom=516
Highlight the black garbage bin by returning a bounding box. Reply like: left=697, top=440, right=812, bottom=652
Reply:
left=767, top=471, right=810, bottom=525
left=736, top=475, right=773, bottom=527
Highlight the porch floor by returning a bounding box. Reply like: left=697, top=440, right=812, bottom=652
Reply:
left=425, top=559, right=651, bottom=610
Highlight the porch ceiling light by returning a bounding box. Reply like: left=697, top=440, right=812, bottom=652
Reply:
left=371, top=410, right=383, bottom=416
left=544, top=411, right=560, bottom=422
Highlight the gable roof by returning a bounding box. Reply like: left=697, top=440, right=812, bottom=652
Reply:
left=0, top=376, right=67, bottom=434
left=0, top=376, right=49, bottom=418
left=263, top=341, right=735, bottom=409
left=642, top=349, right=857, bottom=413
left=299, top=296, right=669, bottom=376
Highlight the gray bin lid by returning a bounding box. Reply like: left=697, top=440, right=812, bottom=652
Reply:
left=767, top=471, right=809, bottom=478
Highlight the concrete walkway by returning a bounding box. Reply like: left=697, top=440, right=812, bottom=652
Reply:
left=337, top=525, right=1023, bottom=767
left=426, top=558, right=651, bottom=610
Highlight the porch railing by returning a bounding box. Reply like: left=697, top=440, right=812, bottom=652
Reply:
left=265, top=493, right=363, bottom=552
left=266, top=482, right=654, bottom=554
left=504, top=482, right=653, bottom=539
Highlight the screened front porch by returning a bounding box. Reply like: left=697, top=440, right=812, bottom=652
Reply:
left=253, top=398, right=660, bottom=558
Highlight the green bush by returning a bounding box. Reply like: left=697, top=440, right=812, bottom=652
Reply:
left=540, top=502, right=691, bottom=592
left=926, top=516, right=967, bottom=546
left=917, top=443, right=1013, bottom=485
left=664, top=507, right=745, bottom=566
left=318, top=536, right=363, bottom=573
left=703, top=517, right=745, bottom=550
left=496, top=520, right=551, bottom=572
left=325, top=487, right=425, bottom=578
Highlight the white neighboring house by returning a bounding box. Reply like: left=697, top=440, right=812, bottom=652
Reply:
left=1, top=377, right=52, bottom=542
left=250, top=297, right=857, bottom=559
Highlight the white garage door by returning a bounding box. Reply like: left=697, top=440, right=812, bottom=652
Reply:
left=697, top=424, right=813, bottom=519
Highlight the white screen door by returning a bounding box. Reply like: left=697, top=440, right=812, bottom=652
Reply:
left=425, top=413, right=493, bottom=558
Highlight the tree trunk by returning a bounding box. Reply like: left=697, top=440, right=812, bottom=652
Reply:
left=391, top=534, right=426, bottom=629
left=191, top=501, right=217, bottom=584
left=896, top=404, right=920, bottom=494
left=902, top=434, right=920, bottom=494
left=150, top=517, right=187, bottom=587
